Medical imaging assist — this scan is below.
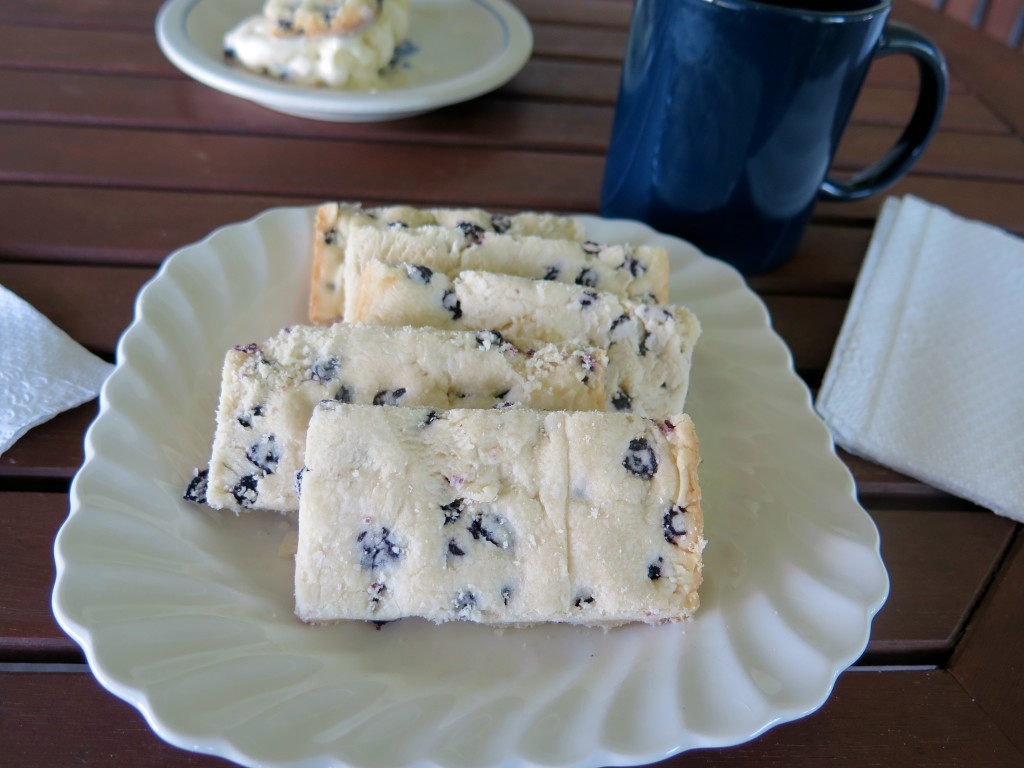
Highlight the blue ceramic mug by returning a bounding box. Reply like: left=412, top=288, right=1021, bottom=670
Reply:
left=600, top=0, right=948, bottom=274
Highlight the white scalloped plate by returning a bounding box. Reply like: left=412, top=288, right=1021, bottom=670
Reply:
left=155, top=0, right=533, bottom=121
left=53, top=206, right=888, bottom=768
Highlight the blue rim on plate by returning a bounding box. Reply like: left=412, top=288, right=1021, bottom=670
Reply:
left=155, top=0, right=533, bottom=121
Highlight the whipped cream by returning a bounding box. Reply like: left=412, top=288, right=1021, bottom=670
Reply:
left=223, top=0, right=410, bottom=89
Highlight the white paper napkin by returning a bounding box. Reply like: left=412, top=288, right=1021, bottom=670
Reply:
left=1, top=283, right=114, bottom=456
left=817, top=195, right=1024, bottom=522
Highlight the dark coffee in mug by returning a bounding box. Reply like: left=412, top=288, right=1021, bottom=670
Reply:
left=600, top=0, right=947, bottom=274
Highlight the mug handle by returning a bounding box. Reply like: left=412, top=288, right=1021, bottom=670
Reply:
left=818, top=22, right=948, bottom=202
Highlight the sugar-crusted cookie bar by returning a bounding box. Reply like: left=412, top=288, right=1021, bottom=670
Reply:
left=350, top=262, right=701, bottom=417
left=336, top=223, right=670, bottom=328
left=264, top=0, right=381, bottom=37
left=295, top=403, right=704, bottom=626
left=311, top=202, right=585, bottom=324
left=205, top=323, right=607, bottom=514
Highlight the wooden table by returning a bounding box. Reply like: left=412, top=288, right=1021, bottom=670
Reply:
left=1, top=1, right=1022, bottom=765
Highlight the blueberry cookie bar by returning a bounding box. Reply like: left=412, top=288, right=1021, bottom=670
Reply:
left=350, top=262, right=701, bottom=416
left=264, top=0, right=382, bottom=37
left=295, top=403, right=704, bottom=626
left=223, top=0, right=410, bottom=88
left=205, top=323, right=607, bottom=514
left=333, top=222, right=669, bottom=328
left=311, top=202, right=585, bottom=324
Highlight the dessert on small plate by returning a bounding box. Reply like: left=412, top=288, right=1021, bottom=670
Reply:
left=155, top=0, right=534, bottom=121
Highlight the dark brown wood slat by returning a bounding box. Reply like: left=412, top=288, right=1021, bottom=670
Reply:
left=0, top=21, right=627, bottom=74
left=0, top=24, right=172, bottom=75
left=0, top=0, right=160, bottom=32
left=3, top=668, right=1022, bottom=766
left=0, top=70, right=615, bottom=153
left=866, top=508, right=1017, bottom=663
left=0, top=125, right=1018, bottom=219
left=0, top=262, right=150, bottom=351
left=0, top=404, right=95, bottom=483
left=0, top=124, right=603, bottom=211
left=0, top=493, right=80, bottom=661
left=760, top=295, right=849, bottom=377
left=833, top=125, right=1024, bottom=181
left=504, top=57, right=621, bottom=103
left=531, top=21, right=628, bottom=62
left=0, top=0, right=635, bottom=32
left=897, top=0, right=1024, bottom=133
left=951, top=532, right=1024, bottom=754
left=0, top=70, right=996, bottom=152
left=850, top=86, right=1011, bottom=134
left=0, top=186, right=308, bottom=265
left=510, top=0, right=633, bottom=28
left=814, top=175, right=1024, bottom=234
left=3, top=70, right=998, bottom=157
left=0, top=20, right=968, bottom=100
left=747, top=224, right=873, bottom=296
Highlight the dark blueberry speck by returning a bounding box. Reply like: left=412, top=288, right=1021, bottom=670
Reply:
left=501, top=585, right=513, bottom=606
left=638, top=329, right=651, bottom=357
left=358, top=527, right=402, bottom=570
left=475, top=330, right=505, bottom=349
left=246, top=435, right=280, bottom=474
left=232, top=475, right=259, bottom=508
left=575, top=267, right=599, bottom=288
left=441, top=498, right=464, bottom=524
left=373, top=388, right=406, bottom=406
left=663, top=505, right=688, bottom=544
left=491, top=214, right=512, bottom=233
left=574, top=591, right=595, bottom=608
left=368, top=582, right=386, bottom=611
left=623, top=437, right=658, bottom=478
left=611, top=390, right=632, bottom=412
left=457, top=221, right=486, bottom=245
left=389, top=220, right=409, bottom=229
left=468, top=513, right=514, bottom=550
left=183, top=468, right=209, bottom=504
left=542, top=265, right=560, bottom=281
left=621, top=257, right=646, bottom=277
left=334, top=384, right=353, bottom=403
left=581, top=241, right=602, bottom=255
left=237, top=404, right=265, bottom=428
left=310, top=356, right=340, bottom=382
left=609, top=314, right=630, bottom=333
left=648, top=556, right=664, bottom=581
left=579, top=290, right=599, bottom=308
left=295, top=467, right=306, bottom=497
left=323, top=228, right=338, bottom=245
left=405, top=263, right=433, bottom=284
left=223, top=47, right=238, bottom=61
left=441, top=289, right=462, bottom=320
left=454, top=590, right=477, bottom=613
left=421, top=410, right=440, bottom=427
left=448, top=539, right=466, bottom=557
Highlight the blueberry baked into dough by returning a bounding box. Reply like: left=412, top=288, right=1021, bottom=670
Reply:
left=349, top=263, right=702, bottom=416
left=295, top=403, right=705, bottom=626
left=264, top=0, right=383, bottom=37
left=203, top=323, right=608, bottom=514
left=311, top=202, right=587, bottom=324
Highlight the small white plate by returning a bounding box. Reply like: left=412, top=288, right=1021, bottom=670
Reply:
left=155, top=0, right=533, bottom=121
left=53, top=207, right=888, bottom=768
